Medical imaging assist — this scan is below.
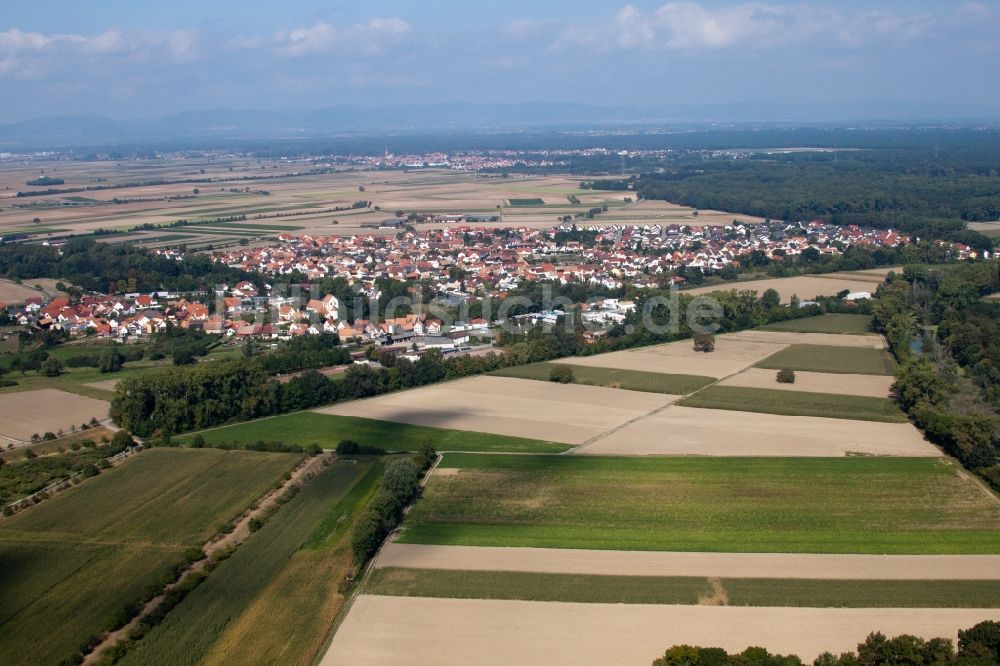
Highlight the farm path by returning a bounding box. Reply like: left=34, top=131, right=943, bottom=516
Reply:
left=82, top=452, right=333, bottom=665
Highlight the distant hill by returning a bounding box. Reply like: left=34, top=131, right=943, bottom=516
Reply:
left=2, top=101, right=999, bottom=150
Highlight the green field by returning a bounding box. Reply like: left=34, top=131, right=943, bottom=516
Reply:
left=400, top=454, right=1000, bottom=554
left=755, top=344, right=897, bottom=375
left=507, top=198, right=545, bottom=206
left=678, top=386, right=907, bottom=423
left=490, top=363, right=714, bottom=395
left=118, top=458, right=377, bottom=666
left=0, top=448, right=301, bottom=665
left=179, top=411, right=571, bottom=453
left=368, top=568, right=1000, bottom=608
left=758, top=314, right=875, bottom=335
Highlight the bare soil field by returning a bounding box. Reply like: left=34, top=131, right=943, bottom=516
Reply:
left=316, top=376, right=673, bottom=445
left=323, top=595, right=997, bottom=665
left=0, top=279, right=44, bottom=305
left=723, top=330, right=884, bottom=349
left=0, top=389, right=109, bottom=441
left=561, top=336, right=788, bottom=379
left=375, top=543, right=1000, bottom=580
left=685, top=274, right=886, bottom=303
left=577, top=405, right=937, bottom=457
left=718, top=368, right=894, bottom=398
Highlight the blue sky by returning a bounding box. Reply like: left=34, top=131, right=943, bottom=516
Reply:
left=2, top=1, right=998, bottom=122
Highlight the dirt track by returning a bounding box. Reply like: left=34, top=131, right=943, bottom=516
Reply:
left=323, top=596, right=999, bottom=665
left=316, top=376, right=673, bottom=444
left=576, top=405, right=938, bottom=457
left=376, top=543, right=1000, bottom=580
left=718, top=368, right=894, bottom=397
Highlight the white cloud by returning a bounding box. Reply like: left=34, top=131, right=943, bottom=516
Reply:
left=273, top=18, right=411, bottom=57
left=551, top=2, right=933, bottom=52
left=0, top=27, right=200, bottom=78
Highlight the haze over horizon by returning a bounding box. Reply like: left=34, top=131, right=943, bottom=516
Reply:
left=2, top=0, right=999, bottom=126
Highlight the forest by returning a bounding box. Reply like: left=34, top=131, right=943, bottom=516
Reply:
left=636, top=149, right=999, bottom=250
left=0, top=238, right=259, bottom=294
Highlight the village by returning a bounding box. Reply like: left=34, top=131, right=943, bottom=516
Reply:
left=3, top=216, right=980, bottom=347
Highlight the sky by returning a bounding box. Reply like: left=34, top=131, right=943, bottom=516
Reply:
left=1, top=0, right=999, bottom=123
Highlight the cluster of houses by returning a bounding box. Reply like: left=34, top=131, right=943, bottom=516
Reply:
left=6, top=217, right=982, bottom=345
left=211, top=220, right=924, bottom=303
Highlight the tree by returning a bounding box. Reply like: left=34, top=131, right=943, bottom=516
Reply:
left=693, top=332, right=715, bottom=352
left=776, top=368, right=795, bottom=384
left=41, top=357, right=64, bottom=377
left=761, top=288, right=781, bottom=309
left=99, top=348, right=125, bottom=373
left=549, top=365, right=574, bottom=384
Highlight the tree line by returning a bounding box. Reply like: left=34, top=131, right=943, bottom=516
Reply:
left=651, top=620, right=999, bottom=665
left=874, top=261, right=1000, bottom=489
left=111, top=287, right=829, bottom=438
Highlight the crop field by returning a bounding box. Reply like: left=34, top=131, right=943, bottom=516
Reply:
left=180, top=411, right=571, bottom=453
left=118, top=458, right=377, bottom=666
left=677, top=386, right=907, bottom=422
left=757, top=314, right=875, bottom=335
left=755, top=344, right=897, bottom=375
left=316, top=376, right=672, bottom=445
left=716, top=368, right=893, bottom=398
left=324, top=596, right=996, bottom=666
left=0, top=389, right=110, bottom=441
left=489, top=362, right=714, bottom=395
left=578, top=405, right=934, bottom=456
left=507, top=197, right=545, bottom=206
left=399, top=454, right=1000, bottom=553
left=368, top=567, right=1000, bottom=608
left=0, top=448, right=301, bottom=665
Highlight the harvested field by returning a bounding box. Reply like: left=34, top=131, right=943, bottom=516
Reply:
left=581, top=405, right=933, bottom=456
left=317, top=376, right=672, bottom=445
left=724, top=330, right=884, bottom=348
left=401, top=455, right=999, bottom=553
left=559, top=336, right=787, bottom=379
left=684, top=274, right=885, bottom=303
left=376, top=543, right=1000, bottom=580
left=0, top=279, right=43, bottom=305
left=367, top=567, right=1000, bottom=608
left=677, top=386, right=907, bottom=422
left=489, top=362, right=714, bottom=395
left=0, top=389, right=109, bottom=441
left=182, top=411, right=570, bottom=454
left=758, top=314, right=874, bottom=335
left=323, top=596, right=999, bottom=665
left=718, top=368, right=893, bottom=397
left=756, top=344, right=897, bottom=375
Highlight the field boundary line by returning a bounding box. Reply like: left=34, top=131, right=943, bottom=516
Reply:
left=568, top=349, right=787, bottom=454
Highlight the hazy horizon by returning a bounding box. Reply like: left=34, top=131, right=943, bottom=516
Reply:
left=2, top=0, right=1000, bottom=126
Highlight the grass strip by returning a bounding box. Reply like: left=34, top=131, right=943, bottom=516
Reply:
left=367, top=568, right=1000, bottom=608
left=755, top=344, right=897, bottom=375
left=677, top=385, right=907, bottom=423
